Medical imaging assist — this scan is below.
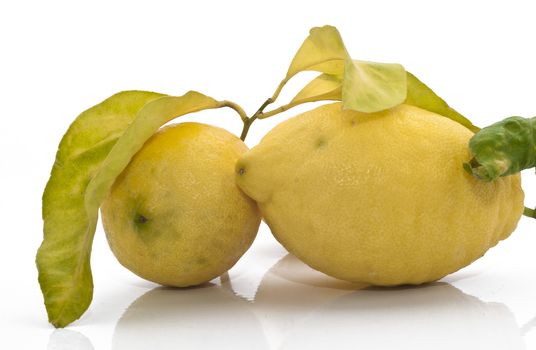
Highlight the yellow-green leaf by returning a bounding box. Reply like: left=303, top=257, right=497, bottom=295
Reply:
left=290, top=73, right=342, bottom=104
left=85, top=92, right=221, bottom=210
left=37, top=90, right=221, bottom=327
left=285, top=25, right=348, bottom=80
left=283, top=25, right=476, bottom=126
left=37, top=91, right=163, bottom=328
left=284, top=26, right=407, bottom=114
left=405, top=72, right=479, bottom=132
left=342, top=59, right=407, bottom=113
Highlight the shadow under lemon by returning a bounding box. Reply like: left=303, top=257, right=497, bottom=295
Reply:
left=112, top=282, right=268, bottom=350
left=254, top=254, right=525, bottom=350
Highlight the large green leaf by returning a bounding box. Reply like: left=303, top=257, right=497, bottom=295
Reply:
left=405, top=72, right=479, bottom=132
left=37, top=91, right=163, bottom=327
left=37, top=91, right=221, bottom=327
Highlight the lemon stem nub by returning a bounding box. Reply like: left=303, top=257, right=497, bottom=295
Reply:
left=524, top=207, right=536, bottom=219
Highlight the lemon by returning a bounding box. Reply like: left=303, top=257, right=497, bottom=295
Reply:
left=236, top=103, right=524, bottom=286
left=101, top=122, right=261, bottom=287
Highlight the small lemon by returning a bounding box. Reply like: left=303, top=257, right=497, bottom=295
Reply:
left=236, top=103, right=524, bottom=286
left=101, top=122, right=261, bottom=287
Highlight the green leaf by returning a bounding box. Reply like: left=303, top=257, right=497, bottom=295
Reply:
left=37, top=90, right=221, bottom=327
left=290, top=73, right=342, bottom=104
left=342, top=59, right=407, bottom=113
left=285, top=25, right=348, bottom=80
left=282, top=25, right=478, bottom=127
left=37, top=90, right=163, bottom=328
left=84, top=92, right=220, bottom=212
left=405, top=72, right=479, bottom=132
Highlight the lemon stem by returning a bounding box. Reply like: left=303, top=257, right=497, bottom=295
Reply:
left=256, top=97, right=275, bottom=115
left=239, top=97, right=274, bottom=141
left=219, top=100, right=258, bottom=142
left=524, top=206, right=535, bottom=219
left=240, top=115, right=257, bottom=141
left=259, top=100, right=305, bottom=119
left=239, top=78, right=290, bottom=141
left=239, top=74, right=325, bottom=140
left=270, top=79, right=287, bottom=103
left=220, top=100, right=248, bottom=123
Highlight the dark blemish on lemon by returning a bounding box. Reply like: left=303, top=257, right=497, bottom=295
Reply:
left=316, top=138, right=327, bottom=148
left=238, top=167, right=246, bottom=175
left=350, top=119, right=357, bottom=126
left=196, top=257, right=207, bottom=265
left=133, top=213, right=152, bottom=244
left=134, top=213, right=148, bottom=224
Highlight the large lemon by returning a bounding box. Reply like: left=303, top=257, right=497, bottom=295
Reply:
left=236, top=103, right=524, bottom=286
left=101, top=122, right=261, bottom=287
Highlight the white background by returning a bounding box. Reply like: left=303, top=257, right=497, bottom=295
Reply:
left=2, top=0, right=536, bottom=349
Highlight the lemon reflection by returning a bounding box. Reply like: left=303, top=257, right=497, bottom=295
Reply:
left=253, top=254, right=367, bottom=348
left=113, top=254, right=526, bottom=350
left=112, top=282, right=268, bottom=350
left=256, top=254, right=525, bottom=350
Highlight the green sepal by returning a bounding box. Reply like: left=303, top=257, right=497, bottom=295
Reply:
left=464, top=116, right=536, bottom=181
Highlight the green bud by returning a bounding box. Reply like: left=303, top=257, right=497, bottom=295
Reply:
left=464, top=116, right=536, bottom=181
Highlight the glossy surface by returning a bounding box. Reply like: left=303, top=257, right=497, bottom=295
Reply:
left=5, top=198, right=536, bottom=349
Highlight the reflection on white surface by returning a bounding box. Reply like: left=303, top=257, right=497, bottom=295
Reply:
left=47, top=329, right=94, bottom=350
left=254, top=254, right=367, bottom=348
left=280, top=285, right=524, bottom=349
left=112, top=254, right=526, bottom=350
left=522, top=315, right=536, bottom=336
left=258, top=255, right=525, bottom=350
left=113, top=282, right=268, bottom=350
